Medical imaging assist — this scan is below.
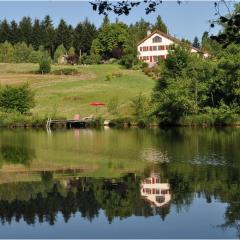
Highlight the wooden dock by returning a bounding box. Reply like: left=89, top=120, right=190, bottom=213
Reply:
left=46, top=118, right=92, bottom=129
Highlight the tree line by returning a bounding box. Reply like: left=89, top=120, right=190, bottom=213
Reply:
left=0, top=164, right=239, bottom=237
left=0, top=15, right=209, bottom=67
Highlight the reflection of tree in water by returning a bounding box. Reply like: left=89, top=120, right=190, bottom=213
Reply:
left=159, top=162, right=240, bottom=237
left=220, top=204, right=240, bottom=239
left=0, top=145, right=35, bottom=165
left=0, top=133, right=35, bottom=165
left=0, top=173, right=169, bottom=225
left=0, top=162, right=239, bottom=237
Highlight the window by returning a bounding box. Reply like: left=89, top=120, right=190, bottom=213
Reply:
left=152, top=36, right=162, bottom=43
left=161, top=189, right=169, bottom=195
left=140, top=47, right=142, bottom=51
left=152, top=46, right=157, bottom=51
left=155, top=178, right=160, bottom=183
left=156, top=196, right=165, bottom=203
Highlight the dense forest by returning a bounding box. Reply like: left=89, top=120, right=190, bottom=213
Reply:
left=0, top=14, right=208, bottom=66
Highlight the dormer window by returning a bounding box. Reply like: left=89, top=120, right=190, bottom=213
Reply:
left=152, top=36, right=162, bottom=43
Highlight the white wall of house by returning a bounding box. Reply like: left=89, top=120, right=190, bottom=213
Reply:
left=137, top=33, right=174, bottom=64
left=138, top=32, right=204, bottom=66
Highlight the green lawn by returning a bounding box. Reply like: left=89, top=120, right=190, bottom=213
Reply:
left=0, top=63, right=155, bottom=119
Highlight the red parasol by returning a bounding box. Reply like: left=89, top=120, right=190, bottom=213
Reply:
left=90, top=102, right=105, bottom=112
left=90, top=102, right=105, bottom=106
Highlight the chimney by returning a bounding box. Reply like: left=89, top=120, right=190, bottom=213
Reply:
left=147, top=30, right=151, bottom=36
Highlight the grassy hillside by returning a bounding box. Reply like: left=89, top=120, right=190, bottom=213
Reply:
left=0, top=63, right=155, bottom=119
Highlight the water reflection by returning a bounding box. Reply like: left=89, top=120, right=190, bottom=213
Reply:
left=0, top=163, right=238, bottom=237
left=0, top=128, right=239, bottom=238
left=141, top=172, right=171, bottom=207
left=0, top=132, right=35, bottom=166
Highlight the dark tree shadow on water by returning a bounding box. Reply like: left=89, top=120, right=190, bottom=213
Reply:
left=0, top=145, right=35, bottom=165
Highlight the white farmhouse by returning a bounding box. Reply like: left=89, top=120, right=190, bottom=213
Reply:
left=137, top=30, right=208, bottom=66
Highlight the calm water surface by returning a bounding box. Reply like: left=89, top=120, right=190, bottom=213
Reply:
left=0, top=128, right=239, bottom=238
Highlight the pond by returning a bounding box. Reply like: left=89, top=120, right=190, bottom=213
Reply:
left=0, top=127, right=239, bottom=238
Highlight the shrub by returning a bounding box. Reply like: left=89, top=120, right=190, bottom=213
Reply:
left=207, top=103, right=240, bottom=125
left=90, top=53, right=101, bottom=64
left=38, top=56, right=51, bottom=74
left=0, top=84, right=35, bottom=114
left=0, top=41, right=14, bottom=62
left=52, top=68, right=78, bottom=75
left=28, top=51, right=42, bottom=63
left=105, top=74, right=112, bottom=81
left=131, top=93, right=150, bottom=119
left=54, top=44, right=66, bottom=63
left=120, top=54, right=136, bottom=69
left=109, top=118, right=132, bottom=128
left=141, top=62, right=148, bottom=68
left=142, top=67, right=151, bottom=76
left=13, top=42, right=32, bottom=63
left=79, top=53, right=95, bottom=65
left=107, top=97, right=120, bottom=115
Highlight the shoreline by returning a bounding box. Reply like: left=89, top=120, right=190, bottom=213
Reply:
left=1, top=119, right=240, bottom=129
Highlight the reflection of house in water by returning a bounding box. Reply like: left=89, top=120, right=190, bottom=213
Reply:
left=141, top=173, right=171, bottom=207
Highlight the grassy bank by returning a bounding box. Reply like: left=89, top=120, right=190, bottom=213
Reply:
left=1, top=63, right=240, bottom=128
left=0, top=63, right=155, bottom=124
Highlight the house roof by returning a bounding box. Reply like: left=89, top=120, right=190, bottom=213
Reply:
left=137, top=30, right=206, bottom=54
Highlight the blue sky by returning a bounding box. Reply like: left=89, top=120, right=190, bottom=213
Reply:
left=0, top=1, right=234, bottom=41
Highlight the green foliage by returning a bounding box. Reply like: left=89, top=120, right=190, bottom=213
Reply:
left=13, top=42, right=32, bottom=63
left=154, top=79, right=197, bottom=124
left=131, top=93, right=150, bottom=119
left=107, top=97, right=120, bottom=115
left=38, top=55, right=51, bottom=74
left=207, top=102, right=240, bottom=125
left=151, top=15, right=168, bottom=33
left=54, top=44, right=66, bottom=63
left=52, top=68, right=78, bottom=75
left=0, top=41, right=50, bottom=63
left=0, top=41, right=14, bottom=62
left=92, top=20, right=128, bottom=59
left=120, top=36, right=138, bottom=69
left=55, top=19, right=73, bottom=50
left=192, top=36, right=200, bottom=49
left=68, top=46, right=75, bottom=56
left=90, top=39, right=102, bottom=63
left=0, top=84, right=35, bottom=114
left=201, top=31, right=222, bottom=55
left=73, top=18, right=98, bottom=55
left=152, top=43, right=240, bottom=125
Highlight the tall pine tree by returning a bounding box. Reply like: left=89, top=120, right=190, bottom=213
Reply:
left=41, top=15, right=56, bottom=57
left=55, top=19, right=73, bottom=50
left=192, top=36, right=200, bottom=49
left=152, top=15, right=168, bottom=33
left=73, top=18, right=97, bottom=55
left=0, top=19, right=11, bottom=43
left=18, top=17, right=32, bottom=45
